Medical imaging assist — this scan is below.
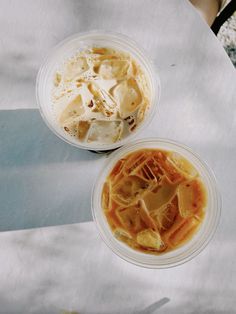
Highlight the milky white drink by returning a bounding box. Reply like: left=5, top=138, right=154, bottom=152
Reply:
left=51, top=47, right=151, bottom=145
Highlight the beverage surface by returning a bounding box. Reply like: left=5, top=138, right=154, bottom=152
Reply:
left=101, top=149, right=207, bottom=254
left=52, top=47, right=151, bottom=145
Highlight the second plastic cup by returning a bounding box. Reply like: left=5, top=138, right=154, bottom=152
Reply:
left=92, top=138, right=221, bottom=268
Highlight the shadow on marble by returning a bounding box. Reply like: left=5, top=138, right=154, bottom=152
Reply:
left=0, top=109, right=101, bottom=167
left=0, top=109, right=105, bottom=231
left=138, top=298, right=170, bottom=314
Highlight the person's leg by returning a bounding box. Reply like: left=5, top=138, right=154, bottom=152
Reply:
left=190, top=0, right=222, bottom=25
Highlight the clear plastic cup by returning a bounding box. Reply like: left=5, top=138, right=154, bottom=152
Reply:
left=92, top=138, right=221, bottom=268
left=36, top=31, right=160, bottom=151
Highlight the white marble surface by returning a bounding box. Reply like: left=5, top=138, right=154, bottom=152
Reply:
left=0, top=0, right=236, bottom=313
left=0, top=222, right=235, bottom=314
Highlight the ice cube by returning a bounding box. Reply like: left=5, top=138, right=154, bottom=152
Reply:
left=87, top=120, right=123, bottom=144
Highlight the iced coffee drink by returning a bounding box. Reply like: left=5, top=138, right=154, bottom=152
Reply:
left=52, top=47, right=151, bottom=145
left=101, top=148, right=207, bottom=255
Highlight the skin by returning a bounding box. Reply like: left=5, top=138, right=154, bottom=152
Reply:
left=190, top=0, right=223, bottom=26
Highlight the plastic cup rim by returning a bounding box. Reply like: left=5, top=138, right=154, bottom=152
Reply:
left=36, top=30, right=161, bottom=151
left=91, top=137, right=221, bottom=268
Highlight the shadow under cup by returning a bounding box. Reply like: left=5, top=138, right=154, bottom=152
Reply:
left=36, top=31, right=160, bottom=152
left=92, top=138, right=221, bottom=268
